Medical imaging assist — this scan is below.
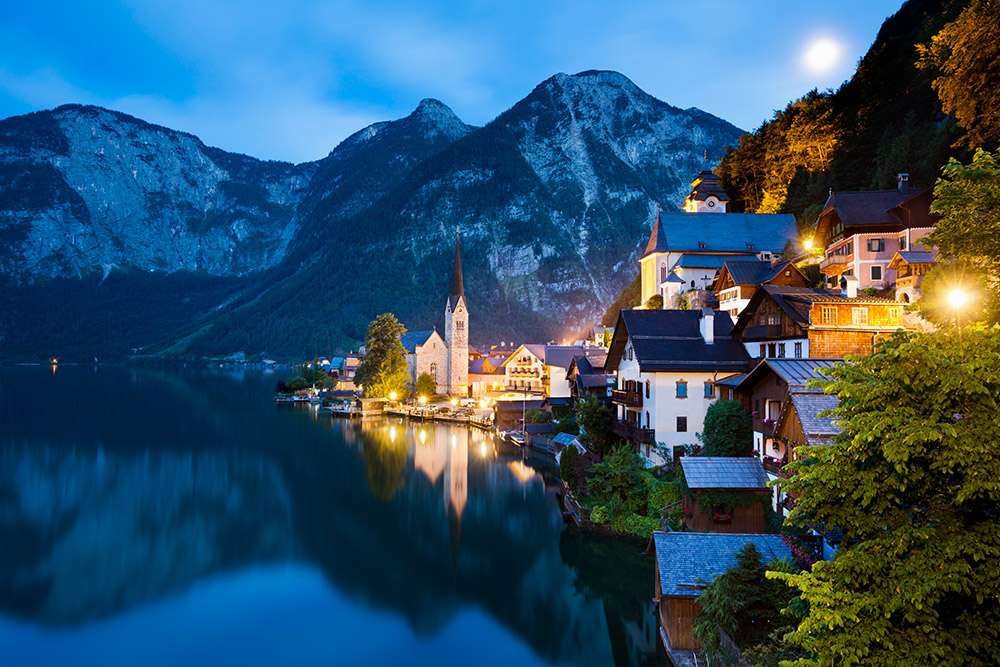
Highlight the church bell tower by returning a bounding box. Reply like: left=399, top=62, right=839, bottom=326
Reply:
left=444, top=231, right=469, bottom=396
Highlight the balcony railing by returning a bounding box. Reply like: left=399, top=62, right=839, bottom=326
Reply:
left=612, top=419, right=655, bottom=443
left=819, top=254, right=851, bottom=271
left=611, top=389, right=643, bottom=407
left=762, top=456, right=786, bottom=475
left=742, top=324, right=783, bottom=340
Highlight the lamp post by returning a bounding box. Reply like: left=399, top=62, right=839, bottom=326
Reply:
left=948, top=288, right=968, bottom=328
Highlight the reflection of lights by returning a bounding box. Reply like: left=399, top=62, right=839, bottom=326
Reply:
left=389, top=426, right=397, bottom=442
left=419, top=430, right=426, bottom=444
left=480, top=442, right=487, bottom=458
left=451, top=434, right=457, bottom=449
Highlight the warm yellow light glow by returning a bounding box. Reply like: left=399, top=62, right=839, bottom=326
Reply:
left=419, top=395, right=427, bottom=404
left=803, top=237, right=813, bottom=250
left=451, top=434, right=457, bottom=449
left=948, top=288, right=969, bottom=309
left=451, top=398, right=458, bottom=406
left=389, top=392, right=397, bottom=401
left=419, top=429, right=426, bottom=444
left=389, top=426, right=397, bottom=443
left=480, top=442, right=487, bottom=458
left=803, top=37, right=842, bottom=73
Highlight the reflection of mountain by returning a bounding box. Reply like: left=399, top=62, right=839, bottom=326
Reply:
left=0, top=367, right=649, bottom=666
left=0, top=444, right=293, bottom=625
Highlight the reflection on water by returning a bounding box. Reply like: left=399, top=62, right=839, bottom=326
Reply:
left=0, top=366, right=660, bottom=666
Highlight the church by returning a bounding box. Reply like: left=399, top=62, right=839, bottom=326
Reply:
left=402, top=233, right=469, bottom=397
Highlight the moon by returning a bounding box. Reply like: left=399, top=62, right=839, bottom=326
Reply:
left=803, top=38, right=843, bottom=73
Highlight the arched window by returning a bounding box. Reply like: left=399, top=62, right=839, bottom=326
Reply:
left=660, top=263, right=667, bottom=282
left=645, top=380, right=650, bottom=398
left=430, top=363, right=437, bottom=382
left=690, top=280, right=695, bottom=288
left=645, top=411, right=650, bottom=428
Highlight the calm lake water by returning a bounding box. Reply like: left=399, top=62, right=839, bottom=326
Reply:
left=0, top=365, right=662, bottom=666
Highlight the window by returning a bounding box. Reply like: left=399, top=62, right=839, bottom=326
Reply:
left=430, top=363, right=437, bottom=382
left=871, top=265, right=882, bottom=281
left=889, top=307, right=901, bottom=324
left=704, top=381, right=714, bottom=398
left=645, top=380, right=650, bottom=399
left=785, top=270, right=791, bottom=277
left=645, top=411, right=650, bottom=429
left=677, top=416, right=688, bottom=432
left=794, top=341, right=802, bottom=358
left=899, top=235, right=907, bottom=250
left=628, top=346, right=633, bottom=361
left=821, top=306, right=837, bottom=324
left=690, top=280, right=695, bottom=288
left=768, top=343, right=777, bottom=357
left=759, top=343, right=766, bottom=358
left=778, top=342, right=786, bottom=358
left=867, top=238, right=885, bottom=253
left=767, top=313, right=779, bottom=325
left=676, top=380, right=687, bottom=398
left=660, top=263, right=667, bottom=282
left=852, top=307, right=869, bottom=325
left=456, top=320, right=464, bottom=330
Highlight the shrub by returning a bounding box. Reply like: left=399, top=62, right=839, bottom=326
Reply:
left=591, top=505, right=610, bottom=524
left=611, top=513, right=661, bottom=538
left=560, top=444, right=579, bottom=492
left=700, top=399, right=753, bottom=457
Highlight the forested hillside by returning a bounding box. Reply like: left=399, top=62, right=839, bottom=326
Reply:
left=717, top=0, right=997, bottom=230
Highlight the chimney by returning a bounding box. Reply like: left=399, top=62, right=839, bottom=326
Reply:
left=840, top=274, right=859, bottom=299
left=770, top=256, right=780, bottom=268
left=700, top=308, right=715, bottom=345
left=897, top=173, right=909, bottom=193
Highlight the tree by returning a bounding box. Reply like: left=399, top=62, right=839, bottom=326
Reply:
left=415, top=372, right=436, bottom=398
left=644, top=294, right=663, bottom=310
left=699, top=399, right=752, bottom=457
left=588, top=444, right=645, bottom=513
left=771, top=329, right=1000, bottom=666
left=576, top=396, right=617, bottom=456
left=924, top=148, right=1000, bottom=322
left=918, top=0, right=1000, bottom=149
left=353, top=313, right=409, bottom=399
left=694, top=544, right=799, bottom=655
left=524, top=408, right=551, bottom=424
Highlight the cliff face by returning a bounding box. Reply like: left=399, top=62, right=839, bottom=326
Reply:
left=0, top=71, right=743, bottom=360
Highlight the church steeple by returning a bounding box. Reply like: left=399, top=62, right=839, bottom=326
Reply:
left=449, top=230, right=464, bottom=308
left=641, top=206, right=668, bottom=258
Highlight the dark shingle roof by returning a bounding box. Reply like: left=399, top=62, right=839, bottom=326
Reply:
left=787, top=390, right=841, bottom=445
left=821, top=190, right=907, bottom=228
left=400, top=330, right=437, bottom=353
left=545, top=346, right=606, bottom=369
left=674, top=254, right=743, bottom=269
left=641, top=212, right=798, bottom=257
left=737, top=358, right=844, bottom=391
left=607, top=309, right=750, bottom=373
left=687, top=172, right=731, bottom=202
left=654, top=533, right=794, bottom=598
left=681, top=457, right=769, bottom=489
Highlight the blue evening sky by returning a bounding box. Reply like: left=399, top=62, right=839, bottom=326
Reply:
left=0, top=0, right=906, bottom=163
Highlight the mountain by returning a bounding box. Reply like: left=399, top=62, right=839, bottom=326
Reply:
left=0, top=71, right=742, bottom=361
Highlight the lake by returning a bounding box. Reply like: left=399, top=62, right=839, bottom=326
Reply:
left=0, top=365, right=662, bottom=666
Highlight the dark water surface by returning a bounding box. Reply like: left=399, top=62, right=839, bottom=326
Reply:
left=0, top=365, right=661, bottom=666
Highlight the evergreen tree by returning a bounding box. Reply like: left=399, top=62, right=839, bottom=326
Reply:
left=699, top=399, right=753, bottom=457
left=415, top=372, right=436, bottom=398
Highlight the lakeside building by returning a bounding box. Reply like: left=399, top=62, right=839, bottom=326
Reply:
left=606, top=309, right=751, bottom=466
left=731, top=282, right=906, bottom=359
left=679, top=457, right=771, bottom=533
left=639, top=173, right=800, bottom=306
left=815, top=174, right=938, bottom=298
left=404, top=234, right=469, bottom=396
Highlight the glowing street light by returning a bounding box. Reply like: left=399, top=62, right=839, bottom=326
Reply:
left=418, top=395, right=427, bottom=404
left=948, top=287, right=969, bottom=328
left=451, top=398, right=458, bottom=406
left=389, top=391, right=397, bottom=402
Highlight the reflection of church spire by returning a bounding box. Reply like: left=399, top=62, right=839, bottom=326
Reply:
left=444, top=430, right=468, bottom=566
left=448, top=505, right=463, bottom=570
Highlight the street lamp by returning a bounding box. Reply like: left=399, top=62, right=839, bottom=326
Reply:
left=948, top=287, right=969, bottom=328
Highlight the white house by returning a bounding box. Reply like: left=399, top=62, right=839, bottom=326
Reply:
left=606, top=308, right=751, bottom=466
left=500, top=344, right=547, bottom=394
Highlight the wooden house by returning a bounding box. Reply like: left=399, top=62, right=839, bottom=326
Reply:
left=680, top=458, right=771, bottom=533
left=732, top=284, right=906, bottom=359
left=715, top=259, right=810, bottom=317
left=653, top=533, right=792, bottom=653
left=887, top=250, right=937, bottom=304
left=771, top=389, right=841, bottom=515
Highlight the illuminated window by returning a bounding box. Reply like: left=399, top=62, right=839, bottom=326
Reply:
left=430, top=363, right=437, bottom=382
left=852, top=307, right=869, bottom=325
left=821, top=306, right=837, bottom=324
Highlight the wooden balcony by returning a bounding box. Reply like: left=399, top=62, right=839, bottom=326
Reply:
left=762, top=456, right=786, bottom=475
left=819, top=254, right=851, bottom=271
left=612, top=419, right=655, bottom=443
left=743, top=324, right=783, bottom=340
left=611, top=389, right=642, bottom=407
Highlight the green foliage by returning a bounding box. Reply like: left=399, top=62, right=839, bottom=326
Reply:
left=415, top=372, right=436, bottom=398
left=524, top=408, right=552, bottom=424
left=694, top=544, right=801, bottom=656
left=354, top=313, right=409, bottom=398
left=553, top=414, right=579, bottom=435
left=559, top=444, right=580, bottom=493
left=773, top=328, right=1000, bottom=666
left=643, top=293, right=663, bottom=310
left=699, top=399, right=752, bottom=457
left=918, top=0, right=1000, bottom=149
left=576, top=396, right=618, bottom=456
left=925, top=148, right=1000, bottom=322
left=610, top=512, right=660, bottom=538
left=590, top=505, right=609, bottom=524
left=589, top=444, right=646, bottom=513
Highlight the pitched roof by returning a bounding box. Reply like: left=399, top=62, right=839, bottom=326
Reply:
left=681, top=457, right=769, bottom=489
left=552, top=432, right=582, bottom=447
left=544, top=345, right=607, bottom=369
left=820, top=189, right=908, bottom=228
left=654, top=533, right=794, bottom=598
left=400, top=330, right=438, bottom=353
left=737, top=358, right=843, bottom=392
left=449, top=232, right=464, bottom=309
left=734, top=285, right=901, bottom=335
left=641, top=212, right=798, bottom=257
left=674, top=254, right=742, bottom=269
left=495, top=399, right=545, bottom=413
left=687, top=171, right=731, bottom=202
left=469, top=356, right=507, bottom=375
left=888, top=250, right=936, bottom=270
left=607, top=309, right=750, bottom=373
left=782, top=390, right=841, bottom=446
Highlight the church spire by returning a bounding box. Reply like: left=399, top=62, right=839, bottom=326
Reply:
left=450, top=229, right=464, bottom=301
left=641, top=205, right=668, bottom=258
